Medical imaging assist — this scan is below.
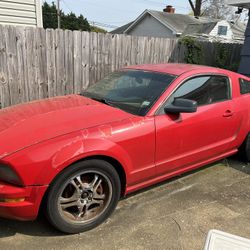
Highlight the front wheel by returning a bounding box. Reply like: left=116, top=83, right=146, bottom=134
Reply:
left=45, top=159, right=121, bottom=234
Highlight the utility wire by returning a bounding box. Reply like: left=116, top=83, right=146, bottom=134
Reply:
left=61, top=0, right=73, bottom=13
left=61, top=0, right=118, bottom=28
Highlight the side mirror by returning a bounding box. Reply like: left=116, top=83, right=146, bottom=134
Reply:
left=164, top=98, right=197, bottom=114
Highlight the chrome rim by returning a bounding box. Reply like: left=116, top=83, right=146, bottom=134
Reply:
left=58, top=170, right=112, bottom=224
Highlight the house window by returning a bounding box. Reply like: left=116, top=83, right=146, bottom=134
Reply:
left=218, top=26, right=228, bottom=36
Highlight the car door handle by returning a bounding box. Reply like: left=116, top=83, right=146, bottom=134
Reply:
left=223, top=110, right=234, bottom=117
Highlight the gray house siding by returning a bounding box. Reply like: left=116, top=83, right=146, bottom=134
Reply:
left=127, top=14, right=175, bottom=38
left=0, top=0, right=43, bottom=27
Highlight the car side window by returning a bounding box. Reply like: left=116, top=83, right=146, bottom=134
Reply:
left=239, top=78, right=250, bottom=95
left=165, top=75, right=231, bottom=107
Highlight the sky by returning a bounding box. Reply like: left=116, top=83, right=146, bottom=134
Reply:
left=44, top=0, right=191, bottom=31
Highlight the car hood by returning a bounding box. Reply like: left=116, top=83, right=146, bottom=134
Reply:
left=0, top=95, right=133, bottom=159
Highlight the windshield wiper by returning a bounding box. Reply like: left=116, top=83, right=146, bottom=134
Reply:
left=91, top=97, right=115, bottom=106
left=81, top=93, right=119, bottom=109
left=80, top=92, right=125, bottom=109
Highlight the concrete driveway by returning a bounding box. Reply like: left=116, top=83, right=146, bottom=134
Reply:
left=1, top=157, right=250, bottom=250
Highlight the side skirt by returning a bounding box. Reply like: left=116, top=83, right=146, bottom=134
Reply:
left=125, top=149, right=238, bottom=195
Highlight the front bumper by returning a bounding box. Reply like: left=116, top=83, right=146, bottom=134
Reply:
left=0, top=181, right=48, bottom=220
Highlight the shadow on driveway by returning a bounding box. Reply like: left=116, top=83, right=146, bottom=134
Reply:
left=0, top=213, right=62, bottom=238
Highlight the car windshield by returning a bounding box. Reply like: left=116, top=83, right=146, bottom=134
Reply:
left=81, top=70, right=175, bottom=116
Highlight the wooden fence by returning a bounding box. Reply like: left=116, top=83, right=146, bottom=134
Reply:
left=0, top=25, right=242, bottom=109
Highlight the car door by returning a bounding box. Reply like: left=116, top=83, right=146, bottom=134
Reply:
left=155, top=74, right=241, bottom=176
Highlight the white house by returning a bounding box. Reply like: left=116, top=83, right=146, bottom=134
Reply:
left=0, top=0, right=43, bottom=27
left=111, top=6, right=245, bottom=43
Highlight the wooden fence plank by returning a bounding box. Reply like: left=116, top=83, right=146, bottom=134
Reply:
left=130, top=35, right=138, bottom=65
left=36, top=27, right=48, bottom=99
left=46, top=29, right=56, bottom=97
left=97, top=32, right=104, bottom=80
left=116, top=34, right=123, bottom=69
left=144, top=36, right=151, bottom=64
left=110, top=34, right=117, bottom=72
left=137, top=36, right=145, bottom=65
left=0, top=25, right=10, bottom=108
left=81, top=31, right=90, bottom=90
left=25, top=27, right=38, bottom=101
left=73, top=30, right=82, bottom=93
left=103, top=33, right=111, bottom=76
left=5, top=25, right=20, bottom=105
left=64, top=30, right=74, bottom=94
left=123, top=35, right=132, bottom=67
left=55, top=29, right=65, bottom=96
left=89, top=32, right=98, bottom=85
left=150, top=37, right=156, bottom=63
left=16, top=26, right=29, bottom=104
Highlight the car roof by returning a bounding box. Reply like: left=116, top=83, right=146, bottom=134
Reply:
left=125, top=63, right=224, bottom=76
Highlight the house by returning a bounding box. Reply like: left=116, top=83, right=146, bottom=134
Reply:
left=0, top=0, right=43, bottom=27
left=111, top=6, right=245, bottom=43
left=228, top=0, right=250, bottom=76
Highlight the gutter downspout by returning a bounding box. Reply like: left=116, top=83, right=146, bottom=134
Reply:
left=238, top=10, right=250, bottom=77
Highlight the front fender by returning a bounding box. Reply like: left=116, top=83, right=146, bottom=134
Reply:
left=41, top=136, right=134, bottom=186
left=3, top=130, right=133, bottom=186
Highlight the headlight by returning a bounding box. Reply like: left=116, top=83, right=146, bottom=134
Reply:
left=0, top=164, right=23, bottom=186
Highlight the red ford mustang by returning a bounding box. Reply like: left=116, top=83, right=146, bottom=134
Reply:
left=0, top=63, right=250, bottom=233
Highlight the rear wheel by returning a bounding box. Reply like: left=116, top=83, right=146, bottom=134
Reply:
left=239, top=133, right=250, bottom=162
left=45, top=159, right=121, bottom=234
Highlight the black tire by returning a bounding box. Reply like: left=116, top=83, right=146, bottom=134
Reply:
left=239, top=133, right=250, bottom=162
left=45, top=159, right=121, bottom=234
left=245, top=134, right=250, bottom=162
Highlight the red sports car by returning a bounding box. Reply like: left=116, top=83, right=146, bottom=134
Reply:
left=0, top=64, right=250, bottom=234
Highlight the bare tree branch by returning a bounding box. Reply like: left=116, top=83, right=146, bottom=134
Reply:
left=195, top=0, right=202, bottom=16
left=188, top=0, right=202, bottom=16
left=188, top=0, right=196, bottom=13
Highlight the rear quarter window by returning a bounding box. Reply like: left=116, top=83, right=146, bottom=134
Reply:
left=239, top=78, right=250, bottom=95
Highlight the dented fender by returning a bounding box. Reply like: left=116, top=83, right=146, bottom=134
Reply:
left=2, top=130, right=133, bottom=187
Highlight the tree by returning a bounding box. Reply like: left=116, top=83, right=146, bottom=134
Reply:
left=91, top=26, right=107, bottom=33
left=42, top=1, right=91, bottom=31
left=42, top=1, right=58, bottom=29
left=188, top=0, right=236, bottom=20
left=61, top=13, right=91, bottom=31
left=202, top=0, right=235, bottom=20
